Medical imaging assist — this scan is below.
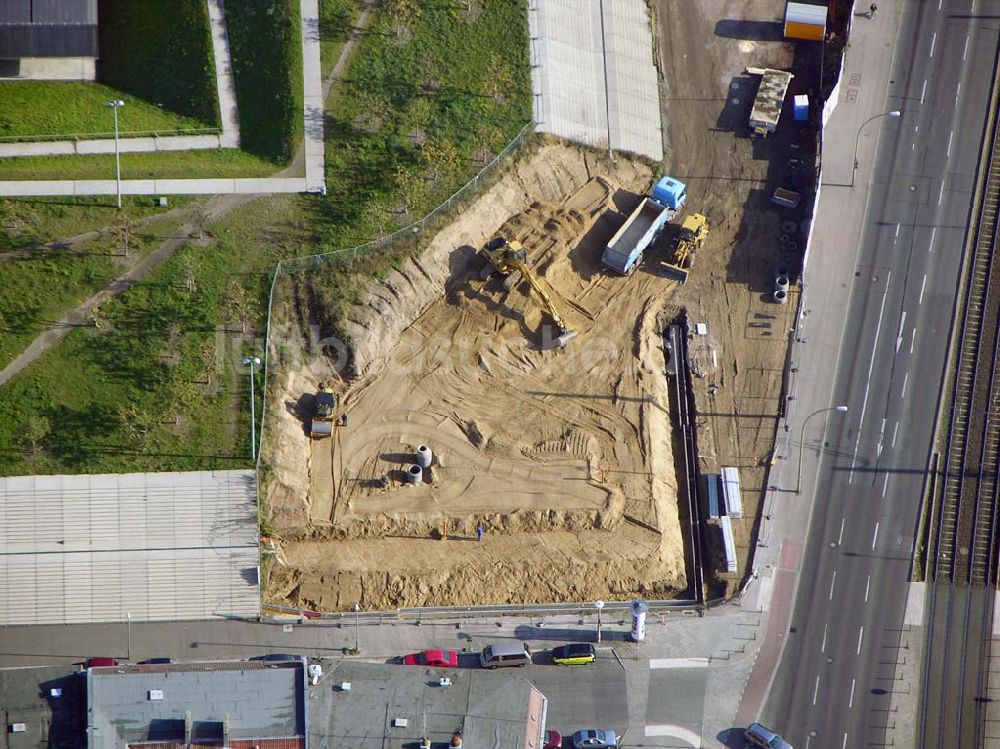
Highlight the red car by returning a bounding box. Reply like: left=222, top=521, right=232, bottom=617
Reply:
left=402, top=649, right=459, bottom=667
left=544, top=731, right=562, bottom=749
left=86, top=657, right=117, bottom=668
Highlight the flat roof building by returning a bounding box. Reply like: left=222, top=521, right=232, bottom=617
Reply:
left=0, top=0, right=98, bottom=79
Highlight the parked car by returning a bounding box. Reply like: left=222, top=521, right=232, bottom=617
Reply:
left=571, top=730, right=618, bottom=749
left=551, top=643, right=596, bottom=666
left=249, top=653, right=301, bottom=662
left=85, top=657, right=117, bottom=668
left=140, top=658, right=173, bottom=664
left=402, top=650, right=459, bottom=668
left=544, top=730, right=562, bottom=749
left=744, top=723, right=792, bottom=749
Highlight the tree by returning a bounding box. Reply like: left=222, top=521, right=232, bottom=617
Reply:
left=221, top=280, right=260, bottom=334
left=421, top=138, right=459, bottom=182
left=23, top=412, right=50, bottom=455
left=394, top=165, right=426, bottom=215
left=387, top=0, right=420, bottom=37
left=483, top=55, right=514, bottom=102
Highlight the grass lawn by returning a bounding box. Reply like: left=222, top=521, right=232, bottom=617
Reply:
left=227, top=0, right=304, bottom=163
left=0, top=148, right=282, bottom=181
left=0, top=83, right=216, bottom=140
left=0, top=215, right=186, bottom=370
left=0, top=195, right=315, bottom=476
left=0, top=196, right=193, bottom=252
left=99, top=0, right=219, bottom=126
left=319, top=0, right=367, bottom=79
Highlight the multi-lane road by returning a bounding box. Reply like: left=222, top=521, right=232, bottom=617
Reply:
left=763, top=1, right=1000, bottom=747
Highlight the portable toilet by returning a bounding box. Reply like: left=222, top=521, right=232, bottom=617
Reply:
left=652, top=176, right=687, bottom=211
left=793, top=94, right=809, bottom=122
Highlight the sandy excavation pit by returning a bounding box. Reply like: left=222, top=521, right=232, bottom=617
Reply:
left=265, top=143, right=696, bottom=612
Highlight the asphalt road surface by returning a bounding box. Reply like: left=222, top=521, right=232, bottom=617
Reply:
left=762, top=1, right=1000, bottom=747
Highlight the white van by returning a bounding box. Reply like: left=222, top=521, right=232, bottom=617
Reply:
left=480, top=642, right=532, bottom=669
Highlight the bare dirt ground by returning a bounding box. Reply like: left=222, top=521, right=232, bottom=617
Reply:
left=653, top=0, right=810, bottom=591
left=264, top=143, right=693, bottom=611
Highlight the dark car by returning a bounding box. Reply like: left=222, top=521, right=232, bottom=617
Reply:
left=551, top=643, right=596, bottom=666
left=85, top=657, right=117, bottom=668
left=544, top=730, right=562, bottom=749
left=402, top=649, right=459, bottom=668
left=140, top=658, right=173, bottom=665
left=249, top=653, right=301, bottom=662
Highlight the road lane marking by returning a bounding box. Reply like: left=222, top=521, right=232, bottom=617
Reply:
left=920, top=274, right=927, bottom=304
left=838, top=517, right=846, bottom=545
left=850, top=270, right=892, bottom=482
left=930, top=32, right=937, bottom=57
left=648, top=657, right=708, bottom=669
left=829, top=570, right=837, bottom=601
left=822, top=622, right=829, bottom=653
left=865, top=574, right=871, bottom=602
left=938, top=181, right=946, bottom=206
left=857, top=626, right=864, bottom=655
left=894, top=222, right=900, bottom=240
left=872, top=522, right=880, bottom=549
left=813, top=674, right=821, bottom=705
left=947, top=130, right=954, bottom=157
left=896, top=313, right=906, bottom=351
left=877, top=417, right=886, bottom=456
left=892, top=421, right=899, bottom=447
left=921, top=79, right=927, bottom=103
left=911, top=328, right=916, bottom=354
left=957, top=82, right=962, bottom=101
left=849, top=678, right=856, bottom=708
left=901, top=371, right=909, bottom=399
left=964, top=34, right=970, bottom=60
left=930, top=226, right=937, bottom=252
left=644, top=726, right=702, bottom=745
left=883, top=473, right=890, bottom=498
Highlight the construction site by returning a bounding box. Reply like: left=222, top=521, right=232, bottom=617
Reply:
left=262, top=0, right=815, bottom=613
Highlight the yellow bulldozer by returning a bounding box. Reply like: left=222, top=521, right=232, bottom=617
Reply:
left=480, top=235, right=578, bottom=347
left=662, top=213, right=709, bottom=284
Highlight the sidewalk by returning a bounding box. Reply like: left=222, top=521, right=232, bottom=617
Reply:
left=0, top=0, right=241, bottom=159
left=733, top=0, right=903, bottom=728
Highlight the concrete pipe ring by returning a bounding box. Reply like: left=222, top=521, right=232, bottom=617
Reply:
left=786, top=242, right=798, bottom=251
left=779, top=233, right=790, bottom=244
left=782, top=220, right=799, bottom=235
left=774, top=288, right=788, bottom=304
left=406, top=464, right=423, bottom=484
left=775, top=275, right=790, bottom=292
left=416, top=444, right=433, bottom=468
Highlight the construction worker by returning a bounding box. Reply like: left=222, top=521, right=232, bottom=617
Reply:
left=869, top=2, right=878, bottom=17
left=477, top=524, right=484, bottom=543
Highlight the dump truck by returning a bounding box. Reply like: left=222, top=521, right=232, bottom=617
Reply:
left=662, top=213, right=708, bottom=284
left=746, top=67, right=794, bottom=137
left=602, top=176, right=687, bottom=275
left=309, top=385, right=336, bottom=439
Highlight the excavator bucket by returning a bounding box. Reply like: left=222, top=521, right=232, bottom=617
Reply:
left=661, top=264, right=690, bottom=284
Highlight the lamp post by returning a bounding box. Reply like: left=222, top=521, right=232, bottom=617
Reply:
left=106, top=100, right=125, bottom=208
left=242, top=356, right=261, bottom=460
left=354, top=603, right=361, bottom=653
left=852, top=110, right=901, bottom=187
left=126, top=611, right=131, bottom=660
left=594, top=600, right=605, bottom=643
left=797, top=405, right=849, bottom=494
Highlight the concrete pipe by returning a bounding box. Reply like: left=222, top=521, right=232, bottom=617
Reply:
left=774, top=288, right=788, bottom=304
left=782, top=220, right=799, bottom=235
left=779, top=233, right=790, bottom=244
left=775, top=275, right=790, bottom=292
left=787, top=242, right=798, bottom=251
left=416, top=444, right=433, bottom=468
left=406, top=464, right=423, bottom=484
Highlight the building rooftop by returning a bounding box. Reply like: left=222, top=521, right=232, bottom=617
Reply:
left=0, top=0, right=97, bottom=57
left=311, top=661, right=547, bottom=749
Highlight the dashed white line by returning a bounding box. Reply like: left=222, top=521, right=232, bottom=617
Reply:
left=894, top=222, right=901, bottom=239
left=892, top=420, right=899, bottom=447
left=896, top=313, right=906, bottom=351
left=872, top=522, right=880, bottom=550
left=930, top=226, right=937, bottom=252
left=822, top=622, right=829, bottom=653
left=813, top=674, right=821, bottom=705
left=829, top=570, right=838, bottom=601
left=882, top=473, right=890, bottom=498
left=901, top=370, right=909, bottom=399
left=957, top=82, right=962, bottom=100
left=857, top=626, right=865, bottom=655
left=849, top=678, right=857, bottom=708
left=911, top=328, right=917, bottom=354
left=842, top=734, right=848, bottom=749
left=947, top=130, right=954, bottom=157
left=930, top=32, right=937, bottom=58
left=938, top=181, right=946, bottom=206
left=850, top=271, right=892, bottom=482
left=865, top=574, right=872, bottom=602
left=838, top=517, right=846, bottom=545
left=921, top=79, right=928, bottom=103
left=964, top=34, right=971, bottom=61
left=920, top=274, right=927, bottom=304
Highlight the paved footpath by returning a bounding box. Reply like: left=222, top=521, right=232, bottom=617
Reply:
left=733, top=0, right=911, bottom=730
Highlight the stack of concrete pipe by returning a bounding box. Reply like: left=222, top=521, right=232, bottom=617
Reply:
left=406, top=444, right=434, bottom=484
left=773, top=265, right=789, bottom=304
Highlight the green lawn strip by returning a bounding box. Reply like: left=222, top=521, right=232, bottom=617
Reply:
left=0, top=195, right=313, bottom=477
left=0, top=83, right=214, bottom=140
left=317, top=0, right=531, bottom=251
left=319, top=0, right=367, bottom=79
left=0, top=214, right=187, bottom=370
left=227, top=0, right=304, bottom=163
left=99, top=0, right=220, bottom=126
left=0, top=148, right=278, bottom=181
left=0, top=196, right=194, bottom=252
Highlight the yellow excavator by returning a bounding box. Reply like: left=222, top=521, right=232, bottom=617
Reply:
left=480, top=235, right=578, bottom=347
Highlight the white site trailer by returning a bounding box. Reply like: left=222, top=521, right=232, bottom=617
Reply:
left=746, top=67, right=794, bottom=137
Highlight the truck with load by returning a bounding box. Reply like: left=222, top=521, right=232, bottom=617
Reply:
left=746, top=66, right=794, bottom=138
left=601, top=176, right=687, bottom=275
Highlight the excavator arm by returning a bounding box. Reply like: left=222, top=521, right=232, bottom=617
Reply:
left=504, top=256, right=571, bottom=336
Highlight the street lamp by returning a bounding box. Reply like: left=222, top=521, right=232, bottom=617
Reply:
left=106, top=100, right=125, bottom=208
left=797, top=405, right=848, bottom=494
left=354, top=603, right=361, bottom=653
left=594, top=600, right=605, bottom=643
left=126, top=611, right=131, bottom=660
left=242, top=356, right=262, bottom=460
left=852, top=110, right=901, bottom=187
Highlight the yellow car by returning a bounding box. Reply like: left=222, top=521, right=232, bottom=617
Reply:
left=551, top=643, right=596, bottom=666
